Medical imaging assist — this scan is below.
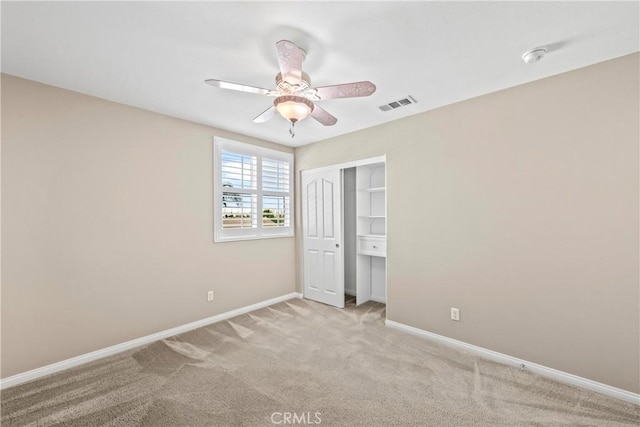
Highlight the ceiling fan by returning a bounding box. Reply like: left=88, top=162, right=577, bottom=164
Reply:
left=205, top=40, right=377, bottom=137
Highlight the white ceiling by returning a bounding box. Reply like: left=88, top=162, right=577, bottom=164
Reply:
left=2, top=2, right=638, bottom=147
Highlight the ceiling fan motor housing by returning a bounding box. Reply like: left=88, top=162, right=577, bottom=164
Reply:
left=276, top=72, right=311, bottom=93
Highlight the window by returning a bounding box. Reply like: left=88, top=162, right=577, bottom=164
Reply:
left=214, top=137, right=293, bottom=242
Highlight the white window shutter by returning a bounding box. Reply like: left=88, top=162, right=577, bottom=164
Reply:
left=214, top=138, right=294, bottom=242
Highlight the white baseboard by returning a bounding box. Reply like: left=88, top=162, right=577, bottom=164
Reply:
left=370, top=295, right=386, bottom=304
left=385, top=320, right=639, bottom=406
left=0, top=292, right=303, bottom=390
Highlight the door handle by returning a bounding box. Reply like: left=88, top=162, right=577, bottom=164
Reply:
left=336, top=243, right=340, bottom=248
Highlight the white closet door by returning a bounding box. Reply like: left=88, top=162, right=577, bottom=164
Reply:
left=301, top=169, right=344, bottom=308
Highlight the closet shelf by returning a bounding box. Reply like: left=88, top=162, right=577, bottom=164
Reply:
left=358, top=251, right=387, bottom=258
left=359, top=187, right=386, bottom=193
left=358, top=215, right=385, bottom=219
left=357, top=234, right=386, bottom=239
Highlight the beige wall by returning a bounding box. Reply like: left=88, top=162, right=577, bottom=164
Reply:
left=295, top=53, right=640, bottom=393
left=2, top=53, right=639, bottom=393
left=1, top=75, right=296, bottom=378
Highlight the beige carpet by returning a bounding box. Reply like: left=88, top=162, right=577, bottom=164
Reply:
left=1, top=297, right=638, bottom=426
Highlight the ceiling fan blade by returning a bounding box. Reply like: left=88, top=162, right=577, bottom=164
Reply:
left=313, top=81, right=377, bottom=100
left=275, top=40, right=305, bottom=85
left=205, top=79, right=272, bottom=96
left=310, top=104, right=338, bottom=126
left=253, top=105, right=277, bottom=123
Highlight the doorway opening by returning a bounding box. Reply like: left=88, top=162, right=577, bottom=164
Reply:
left=301, top=156, right=386, bottom=310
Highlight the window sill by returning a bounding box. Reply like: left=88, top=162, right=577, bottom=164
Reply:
left=214, top=232, right=295, bottom=243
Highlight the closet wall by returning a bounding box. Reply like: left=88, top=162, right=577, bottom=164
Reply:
left=344, top=168, right=357, bottom=296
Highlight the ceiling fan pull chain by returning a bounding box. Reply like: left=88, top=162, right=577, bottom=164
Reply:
left=289, top=121, right=296, bottom=138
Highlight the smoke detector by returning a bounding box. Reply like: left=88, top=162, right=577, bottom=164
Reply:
left=522, top=48, right=547, bottom=64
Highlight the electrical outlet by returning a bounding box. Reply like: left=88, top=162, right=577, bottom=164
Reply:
left=450, top=307, right=460, bottom=321
left=207, top=291, right=214, bottom=302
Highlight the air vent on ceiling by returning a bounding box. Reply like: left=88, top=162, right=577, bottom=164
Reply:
left=379, top=96, right=417, bottom=112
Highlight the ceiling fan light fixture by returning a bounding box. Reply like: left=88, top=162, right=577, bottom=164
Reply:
left=274, top=95, right=314, bottom=123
